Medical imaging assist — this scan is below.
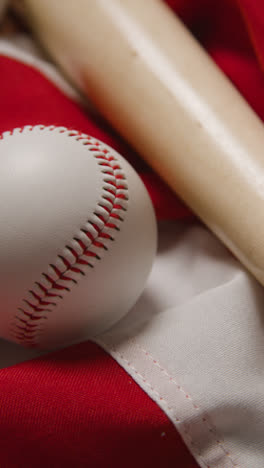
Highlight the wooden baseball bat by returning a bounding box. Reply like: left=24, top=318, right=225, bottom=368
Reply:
left=19, top=0, right=264, bottom=285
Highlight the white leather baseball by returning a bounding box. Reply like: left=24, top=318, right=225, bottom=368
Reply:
left=0, top=125, right=157, bottom=349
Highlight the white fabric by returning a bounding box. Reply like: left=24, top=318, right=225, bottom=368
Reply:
left=1, top=36, right=264, bottom=467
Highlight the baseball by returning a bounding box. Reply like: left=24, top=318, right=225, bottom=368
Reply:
left=0, top=125, right=157, bottom=349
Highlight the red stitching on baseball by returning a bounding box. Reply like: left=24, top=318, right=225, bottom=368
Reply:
left=29, top=291, right=56, bottom=306
left=5, top=125, right=129, bottom=346
left=81, top=230, right=94, bottom=242
left=17, top=309, right=44, bottom=320
left=35, top=282, right=62, bottom=298
left=105, top=222, right=120, bottom=230
left=99, top=233, right=113, bottom=241
left=16, top=319, right=40, bottom=328
left=23, top=300, right=52, bottom=313
left=42, top=273, right=71, bottom=289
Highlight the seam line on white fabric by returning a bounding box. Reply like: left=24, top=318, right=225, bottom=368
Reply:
left=135, top=343, right=240, bottom=468
left=96, top=336, right=241, bottom=468
left=103, top=343, right=211, bottom=468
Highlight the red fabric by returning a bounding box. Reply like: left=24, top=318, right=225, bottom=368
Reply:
left=0, top=0, right=264, bottom=467
left=237, top=0, right=264, bottom=72
left=0, top=343, right=196, bottom=468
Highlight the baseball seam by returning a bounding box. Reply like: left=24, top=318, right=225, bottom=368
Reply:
left=1, top=125, right=129, bottom=347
